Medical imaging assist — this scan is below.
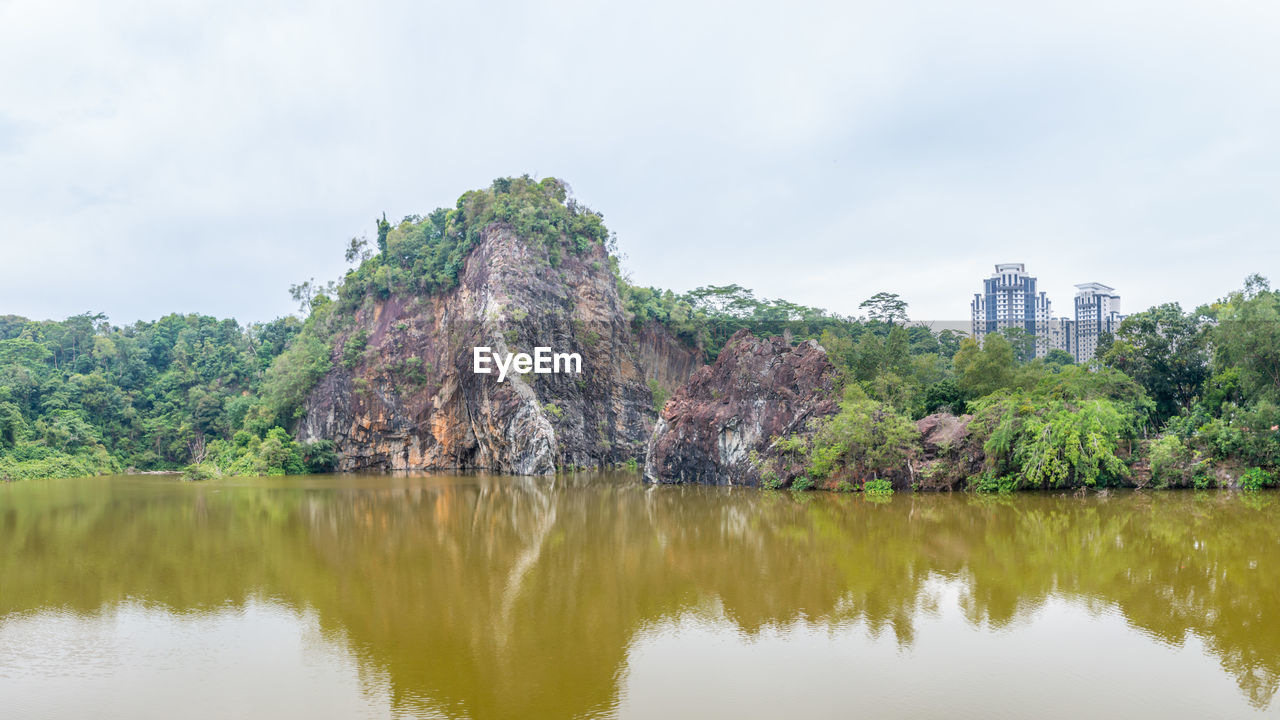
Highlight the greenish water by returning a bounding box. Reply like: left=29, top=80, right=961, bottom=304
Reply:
left=1, top=474, right=1278, bottom=719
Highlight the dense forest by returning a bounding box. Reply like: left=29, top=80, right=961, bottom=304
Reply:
left=2, top=176, right=1277, bottom=490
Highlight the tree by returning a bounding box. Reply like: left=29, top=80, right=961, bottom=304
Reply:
left=999, top=327, right=1037, bottom=363
left=344, top=236, right=372, bottom=265
left=376, top=213, right=391, bottom=257
left=935, top=329, right=964, bottom=358
left=954, top=335, right=1015, bottom=398
left=859, top=292, right=908, bottom=326
left=1101, top=302, right=1209, bottom=423
left=852, top=326, right=910, bottom=382
left=976, top=393, right=1129, bottom=488
left=1211, top=277, right=1280, bottom=406
left=924, top=377, right=965, bottom=415
left=808, top=384, right=919, bottom=481
left=1045, top=349, right=1074, bottom=369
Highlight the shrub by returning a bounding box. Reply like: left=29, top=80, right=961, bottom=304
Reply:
left=1148, top=434, right=1192, bottom=488
left=648, top=379, right=669, bottom=414
left=760, top=469, right=785, bottom=490
left=806, top=384, right=918, bottom=481
left=972, top=388, right=1136, bottom=489
left=302, top=439, right=338, bottom=472
left=1193, top=461, right=1217, bottom=490
left=833, top=479, right=855, bottom=493
left=1239, top=467, right=1274, bottom=491
left=863, top=478, right=893, bottom=495
left=341, top=329, right=369, bottom=368
left=791, top=477, right=815, bottom=492
left=182, top=463, right=219, bottom=481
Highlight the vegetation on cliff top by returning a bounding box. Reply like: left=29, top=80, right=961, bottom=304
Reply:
left=333, top=175, right=611, bottom=310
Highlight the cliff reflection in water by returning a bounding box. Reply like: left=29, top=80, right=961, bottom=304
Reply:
left=1, top=474, right=1278, bottom=717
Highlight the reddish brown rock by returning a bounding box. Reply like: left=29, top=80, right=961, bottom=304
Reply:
left=913, top=412, right=980, bottom=490
left=644, top=329, right=838, bottom=485
left=299, top=224, right=699, bottom=475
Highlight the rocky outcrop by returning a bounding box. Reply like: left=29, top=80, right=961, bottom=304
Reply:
left=913, top=413, right=981, bottom=490
left=299, top=224, right=674, bottom=475
left=644, top=329, right=838, bottom=485
left=634, top=321, right=703, bottom=395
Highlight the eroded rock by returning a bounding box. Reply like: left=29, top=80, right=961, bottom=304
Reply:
left=644, top=329, right=838, bottom=485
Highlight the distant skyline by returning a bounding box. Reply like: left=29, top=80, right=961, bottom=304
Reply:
left=2, top=0, right=1278, bottom=326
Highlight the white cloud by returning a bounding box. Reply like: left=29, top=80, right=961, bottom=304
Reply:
left=1, top=0, right=1278, bottom=324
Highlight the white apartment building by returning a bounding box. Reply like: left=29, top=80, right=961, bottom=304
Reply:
left=1047, top=316, right=1076, bottom=359
left=970, top=263, right=1054, bottom=358
left=970, top=266, right=1122, bottom=363
left=1072, top=282, right=1123, bottom=363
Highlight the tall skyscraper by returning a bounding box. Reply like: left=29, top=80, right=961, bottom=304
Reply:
left=970, top=266, right=1122, bottom=362
left=970, top=263, right=1053, bottom=357
left=1072, top=282, right=1123, bottom=362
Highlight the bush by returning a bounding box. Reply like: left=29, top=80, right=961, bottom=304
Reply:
left=647, top=379, right=669, bottom=414
left=790, top=477, right=815, bottom=492
left=1193, top=461, right=1217, bottom=490
left=341, top=329, right=369, bottom=368
left=302, top=439, right=338, bottom=473
left=972, top=473, right=1018, bottom=494
left=805, top=384, right=918, bottom=481
left=760, top=470, right=785, bottom=490
left=1239, top=467, right=1274, bottom=491
left=1148, top=435, right=1193, bottom=489
left=863, top=478, right=893, bottom=495
left=182, top=463, right=220, bottom=481
left=970, top=373, right=1144, bottom=489
left=833, top=479, right=855, bottom=493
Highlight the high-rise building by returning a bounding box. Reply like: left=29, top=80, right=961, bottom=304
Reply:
left=969, top=266, right=1122, bottom=363
left=971, top=263, right=1053, bottom=357
left=1072, top=282, right=1123, bottom=362
left=1047, top=316, right=1076, bottom=358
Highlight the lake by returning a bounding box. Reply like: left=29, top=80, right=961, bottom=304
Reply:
left=1, top=473, right=1277, bottom=719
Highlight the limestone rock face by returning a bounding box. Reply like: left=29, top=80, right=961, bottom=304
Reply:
left=644, top=329, right=838, bottom=485
left=299, top=224, right=698, bottom=475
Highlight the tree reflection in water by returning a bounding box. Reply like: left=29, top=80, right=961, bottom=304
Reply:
left=1, top=474, right=1277, bottom=716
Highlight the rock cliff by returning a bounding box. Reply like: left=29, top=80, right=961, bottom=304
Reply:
left=634, top=321, right=704, bottom=395
left=299, top=224, right=697, bottom=475
left=644, top=329, right=838, bottom=485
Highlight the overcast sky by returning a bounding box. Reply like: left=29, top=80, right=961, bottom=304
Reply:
left=2, top=0, right=1278, bottom=326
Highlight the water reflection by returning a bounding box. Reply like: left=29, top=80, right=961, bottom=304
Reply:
left=1, top=475, right=1277, bottom=718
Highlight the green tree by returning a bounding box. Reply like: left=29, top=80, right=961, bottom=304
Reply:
left=954, top=335, right=1015, bottom=398
left=1211, top=275, right=1280, bottom=405
left=859, top=292, right=908, bottom=326
left=376, top=212, right=391, bottom=257
left=1100, top=302, right=1209, bottom=423
left=1044, top=348, right=1075, bottom=369
left=999, top=327, right=1036, bottom=363
left=807, top=384, right=919, bottom=481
